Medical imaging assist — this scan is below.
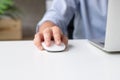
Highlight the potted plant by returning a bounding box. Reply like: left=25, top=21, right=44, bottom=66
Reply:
left=0, top=0, right=22, bottom=40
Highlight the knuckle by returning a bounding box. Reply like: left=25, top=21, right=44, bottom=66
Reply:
left=54, top=34, right=61, bottom=38
left=43, top=28, right=51, bottom=33
left=45, top=37, right=50, bottom=41
left=34, top=32, right=41, bottom=38
left=34, top=33, right=38, bottom=38
left=44, top=33, right=51, bottom=38
left=52, top=27, right=59, bottom=32
left=52, top=27, right=63, bottom=35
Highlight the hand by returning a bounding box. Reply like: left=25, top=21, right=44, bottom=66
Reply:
left=33, top=22, right=68, bottom=50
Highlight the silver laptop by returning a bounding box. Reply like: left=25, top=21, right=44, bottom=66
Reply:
left=89, top=0, right=120, bottom=52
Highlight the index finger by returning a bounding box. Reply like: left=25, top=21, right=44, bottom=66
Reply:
left=33, top=32, right=44, bottom=50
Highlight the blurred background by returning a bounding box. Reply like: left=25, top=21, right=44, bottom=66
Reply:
left=0, top=0, right=73, bottom=40
left=0, top=0, right=46, bottom=40
left=14, top=0, right=46, bottom=40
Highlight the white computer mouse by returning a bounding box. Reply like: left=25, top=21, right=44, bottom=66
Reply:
left=41, top=41, right=66, bottom=52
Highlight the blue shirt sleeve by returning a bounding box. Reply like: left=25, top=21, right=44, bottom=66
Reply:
left=37, top=0, right=79, bottom=35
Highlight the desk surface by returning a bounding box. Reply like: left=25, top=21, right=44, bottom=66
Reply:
left=0, top=40, right=120, bottom=80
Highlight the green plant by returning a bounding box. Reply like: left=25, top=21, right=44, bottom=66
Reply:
left=0, top=0, right=14, bottom=14
left=0, top=0, right=20, bottom=19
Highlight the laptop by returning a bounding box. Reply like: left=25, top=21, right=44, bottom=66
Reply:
left=89, top=0, right=120, bottom=52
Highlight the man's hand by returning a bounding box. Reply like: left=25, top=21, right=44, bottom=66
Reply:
left=33, top=21, right=68, bottom=50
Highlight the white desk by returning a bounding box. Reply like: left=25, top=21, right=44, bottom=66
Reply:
left=0, top=40, right=120, bottom=80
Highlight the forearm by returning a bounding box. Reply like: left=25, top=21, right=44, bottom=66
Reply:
left=37, top=0, right=78, bottom=33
